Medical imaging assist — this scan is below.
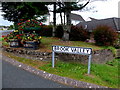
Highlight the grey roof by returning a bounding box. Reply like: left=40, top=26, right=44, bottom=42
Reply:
left=71, top=13, right=85, bottom=21
left=76, top=17, right=120, bottom=32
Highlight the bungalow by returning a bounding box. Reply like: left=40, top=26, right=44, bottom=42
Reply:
left=49, top=13, right=85, bottom=25
left=76, top=17, right=120, bottom=33
left=71, top=13, right=85, bottom=25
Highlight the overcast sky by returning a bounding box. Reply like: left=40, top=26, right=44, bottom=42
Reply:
left=0, top=0, right=119, bottom=26
left=72, top=0, right=119, bottom=20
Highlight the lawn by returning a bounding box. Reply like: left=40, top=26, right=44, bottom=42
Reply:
left=0, top=37, right=3, bottom=41
left=38, top=37, right=106, bottom=52
left=3, top=51, right=119, bottom=88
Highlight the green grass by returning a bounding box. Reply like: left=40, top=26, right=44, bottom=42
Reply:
left=39, top=37, right=105, bottom=52
left=72, top=41, right=103, bottom=50
left=39, top=59, right=119, bottom=88
left=3, top=51, right=119, bottom=88
left=0, top=37, right=3, bottom=41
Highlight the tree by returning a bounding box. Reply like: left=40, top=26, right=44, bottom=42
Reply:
left=54, top=0, right=108, bottom=41
left=54, top=0, right=90, bottom=41
left=1, top=2, right=49, bottom=29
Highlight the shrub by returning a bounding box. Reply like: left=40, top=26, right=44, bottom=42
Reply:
left=114, top=34, right=120, bottom=49
left=70, top=26, right=89, bottom=41
left=55, top=25, right=64, bottom=38
left=93, top=25, right=118, bottom=46
left=17, top=19, right=41, bottom=31
left=38, top=25, right=53, bottom=37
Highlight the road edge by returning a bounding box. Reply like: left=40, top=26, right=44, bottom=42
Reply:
left=2, top=53, right=112, bottom=89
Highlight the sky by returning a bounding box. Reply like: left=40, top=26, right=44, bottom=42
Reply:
left=72, top=0, right=119, bottom=20
left=0, top=0, right=119, bottom=26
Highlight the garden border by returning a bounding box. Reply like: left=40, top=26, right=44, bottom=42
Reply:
left=2, top=46, right=115, bottom=64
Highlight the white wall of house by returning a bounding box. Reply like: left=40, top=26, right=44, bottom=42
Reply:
left=43, top=12, right=84, bottom=25
left=71, top=20, right=82, bottom=25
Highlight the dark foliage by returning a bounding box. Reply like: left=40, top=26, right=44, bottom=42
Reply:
left=1, top=2, right=48, bottom=23
left=93, top=25, right=118, bottom=46
left=38, top=25, right=53, bottom=37
left=70, top=26, right=89, bottom=41
left=55, top=25, right=64, bottom=38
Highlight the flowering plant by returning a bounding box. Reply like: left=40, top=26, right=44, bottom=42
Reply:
left=3, top=31, right=24, bottom=42
left=18, top=19, right=42, bottom=31
left=21, top=33, right=42, bottom=44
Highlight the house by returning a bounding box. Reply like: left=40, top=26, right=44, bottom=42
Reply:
left=76, top=17, right=120, bottom=33
left=48, top=13, right=85, bottom=25
left=71, top=13, right=85, bottom=25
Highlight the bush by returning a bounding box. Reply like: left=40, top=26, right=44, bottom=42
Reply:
left=38, top=25, right=53, bottom=37
left=114, top=34, right=120, bottom=49
left=70, top=26, right=89, bottom=41
left=93, top=25, right=118, bottom=46
left=55, top=25, right=64, bottom=38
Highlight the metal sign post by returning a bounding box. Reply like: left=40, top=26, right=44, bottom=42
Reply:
left=52, top=45, right=92, bottom=74
left=52, top=51, right=55, bottom=68
left=88, top=55, right=92, bottom=74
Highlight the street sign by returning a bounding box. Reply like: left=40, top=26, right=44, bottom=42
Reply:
left=52, top=45, right=92, bottom=74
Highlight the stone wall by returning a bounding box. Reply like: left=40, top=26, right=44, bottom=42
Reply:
left=116, top=49, right=120, bottom=58
left=57, top=49, right=114, bottom=64
left=3, top=46, right=115, bottom=64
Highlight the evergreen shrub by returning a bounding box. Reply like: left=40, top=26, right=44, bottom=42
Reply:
left=93, top=25, right=118, bottom=46
left=70, top=26, right=89, bottom=41
left=55, top=25, right=64, bottom=38
left=39, top=25, right=53, bottom=37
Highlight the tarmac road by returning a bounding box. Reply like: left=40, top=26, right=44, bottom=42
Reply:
left=0, top=30, right=14, bottom=37
left=2, top=60, right=72, bottom=88
left=0, top=30, right=72, bottom=88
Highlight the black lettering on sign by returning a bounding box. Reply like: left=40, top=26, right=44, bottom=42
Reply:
left=56, top=46, right=59, bottom=50
left=60, top=47, right=64, bottom=51
left=71, top=48, right=80, bottom=53
left=71, top=48, right=76, bottom=52
left=86, top=49, right=90, bottom=54
left=54, top=46, right=59, bottom=51
left=65, top=47, right=69, bottom=51
left=80, top=48, right=83, bottom=53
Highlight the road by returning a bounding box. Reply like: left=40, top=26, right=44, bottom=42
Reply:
left=2, top=60, right=72, bottom=88
left=0, top=30, right=14, bottom=36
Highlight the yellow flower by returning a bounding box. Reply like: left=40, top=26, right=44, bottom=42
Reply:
left=28, top=20, right=30, bottom=22
left=28, top=37, right=30, bottom=39
left=39, top=36, right=42, bottom=39
left=14, top=30, right=18, bottom=32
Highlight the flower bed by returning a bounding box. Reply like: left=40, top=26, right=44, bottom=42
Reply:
left=3, top=18, right=43, bottom=49
left=23, top=41, right=40, bottom=50
left=3, top=30, right=41, bottom=49
left=9, top=39, right=21, bottom=47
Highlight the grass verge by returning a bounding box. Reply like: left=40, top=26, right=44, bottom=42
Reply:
left=38, top=37, right=106, bottom=52
left=2, top=51, right=119, bottom=88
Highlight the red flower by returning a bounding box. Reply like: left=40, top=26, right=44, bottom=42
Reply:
left=39, top=23, right=42, bottom=25
left=18, top=37, right=21, bottom=39
left=32, top=35, right=35, bottom=37
left=27, top=20, right=30, bottom=22
left=18, top=23, right=21, bottom=25
left=19, top=34, right=23, bottom=36
left=16, top=35, right=20, bottom=37
left=20, top=19, right=23, bottom=21
left=2, top=35, right=5, bottom=38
